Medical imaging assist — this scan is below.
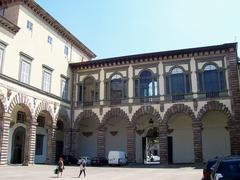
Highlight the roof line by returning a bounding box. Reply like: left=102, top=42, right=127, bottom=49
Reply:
left=70, top=42, right=237, bottom=68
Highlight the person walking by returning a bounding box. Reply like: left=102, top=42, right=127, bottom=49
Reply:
left=57, top=157, right=64, bottom=178
left=78, top=158, right=86, bottom=178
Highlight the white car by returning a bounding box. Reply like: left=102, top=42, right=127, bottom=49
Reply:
left=78, top=156, right=91, bottom=165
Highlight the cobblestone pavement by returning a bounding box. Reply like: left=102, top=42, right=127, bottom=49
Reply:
left=0, top=164, right=203, bottom=180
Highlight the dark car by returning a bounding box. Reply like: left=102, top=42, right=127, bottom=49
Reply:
left=91, top=157, right=108, bottom=166
left=210, top=156, right=240, bottom=180
left=202, top=158, right=218, bottom=180
left=62, top=155, right=78, bottom=165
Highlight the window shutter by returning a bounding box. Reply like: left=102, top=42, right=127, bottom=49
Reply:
left=95, top=82, right=100, bottom=101
left=134, top=79, right=139, bottom=97
left=186, top=74, right=191, bottom=93
left=220, top=71, right=225, bottom=91
left=198, top=73, right=203, bottom=92
left=0, top=48, right=3, bottom=70
left=165, top=76, right=170, bottom=95
left=123, top=80, right=128, bottom=98
left=79, top=84, right=83, bottom=102
left=105, top=81, right=109, bottom=100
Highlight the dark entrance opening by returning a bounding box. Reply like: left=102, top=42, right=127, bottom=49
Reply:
left=56, top=141, right=64, bottom=162
left=168, top=136, right=173, bottom=164
left=143, top=127, right=160, bottom=164
left=11, top=126, right=26, bottom=164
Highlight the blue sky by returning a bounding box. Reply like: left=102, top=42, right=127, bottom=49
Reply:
left=36, top=0, right=240, bottom=59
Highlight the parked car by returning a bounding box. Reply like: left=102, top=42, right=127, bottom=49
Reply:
left=202, top=158, right=218, bottom=180
left=78, top=156, right=92, bottom=165
left=91, top=157, right=108, bottom=166
left=210, top=156, right=240, bottom=180
left=108, top=151, right=127, bottom=166
left=61, top=155, right=78, bottom=165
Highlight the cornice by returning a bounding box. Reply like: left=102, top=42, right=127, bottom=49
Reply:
left=70, top=43, right=237, bottom=70
left=0, top=15, right=20, bottom=34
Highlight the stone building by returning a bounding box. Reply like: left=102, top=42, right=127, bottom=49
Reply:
left=0, top=0, right=95, bottom=165
left=70, top=43, right=240, bottom=164
left=0, top=0, right=240, bottom=166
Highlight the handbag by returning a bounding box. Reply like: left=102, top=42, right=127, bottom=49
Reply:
left=54, top=168, right=58, bottom=174
left=80, top=164, right=84, bottom=170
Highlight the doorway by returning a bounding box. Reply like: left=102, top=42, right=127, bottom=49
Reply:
left=142, top=127, right=160, bottom=164
left=56, top=141, right=64, bottom=162
left=11, top=126, right=26, bottom=164
left=168, top=136, right=173, bottom=164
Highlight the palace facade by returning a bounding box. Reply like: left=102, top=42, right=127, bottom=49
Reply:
left=0, top=0, right=240, bottom=165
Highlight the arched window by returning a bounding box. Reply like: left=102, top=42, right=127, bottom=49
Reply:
left=171, top=67, right=185, bottom=95
left=198, top=64, right=225, bottom=96
left=105, top=73, right=128, bottom=105
left=204, top=65, right=218, bottom=92
left=165, top=66, right=191, bottom=100
left=135, top=70, right=158, bottom=99
left=110, top=74, right=123, bottom=104
left=78, top=76, right=99, bottom=106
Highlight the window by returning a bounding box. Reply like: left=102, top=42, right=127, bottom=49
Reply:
left=42, top=67, right=52, bottom=93
left=110, top=74, right=123, bottom=104
left=0, top=8, right=4, bottom=16
left=61, top=76, right=68, bottom=100
left=27, top=20, right=33, bottom=31
left=17, top=111, right=26, bottom=124
left=171, top=67, right=185, bottom=95
left=78, top=76, right=99, bottom=106
left=135, top=70, right=158, bottom=98
left=165, top=66, right=191, bottom=100
left=37, top=116, right=45, bottom=128
left=35, top=134, right=44, bottom=155
left=47, top=36, right=53, bottom=45
left=0, top=47, right=4, bottom=73
left=198, top=64, right=226, bottom=96
left=64, top=46, right=68, bottom=56
left=19, top=58, right=31, bottom=84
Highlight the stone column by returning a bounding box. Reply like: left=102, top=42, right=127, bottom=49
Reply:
left=159, top=123, right=168, bottom=163
left=229, top=121, right=240, bottom=155
left=23, top=117, right=34, bottom=166
left=97, top=126, right=106, bottom=157
left=128, top=65, right=133, bottom=103
left=190, top=57, right=198, bottom=98
left=0, top=113, right=11, bottom=165
left=63, top=128, right=71, bottom=155
left=51, top=125, right=57, bottom=164
left=71, top=129, right=78, bottom=156
left=127, top=125, right=135, bottom=163
left=28, top=122, right=37, bottom=165
left=192, top=121, right=203, bottom=163
left=46, top=124, right=56, bottom=164
left=99, top=68, right=105, bottom=105
left=159, top=62, right=165, bottom=101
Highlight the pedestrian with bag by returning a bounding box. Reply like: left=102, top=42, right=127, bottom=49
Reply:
left=78, top=158, right=86, bottom=178
left=57, top=157, right=64, bottom=178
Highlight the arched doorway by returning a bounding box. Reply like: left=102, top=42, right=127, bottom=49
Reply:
left=168, top=113, right=194, bottom=163
left=144, top=127, right=160, bottom=164
left=132, top=106, right=161, bottom=164
left=74, top=110, right=99, bottom=159
left=55, top=120, right=64, bottom=162
left=101, top=108, right=130, bottom=158
left=35, top=111, right=53, bottom=164
left=202, top=111, right=230, bottom=161
left=11, top=126, right=26, bottom=164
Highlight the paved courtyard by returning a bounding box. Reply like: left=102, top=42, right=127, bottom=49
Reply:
left=0, top=164, right=202, bottom=180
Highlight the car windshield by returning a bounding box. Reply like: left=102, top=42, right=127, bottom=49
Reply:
left=217, top=161, right=240, bottom=173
